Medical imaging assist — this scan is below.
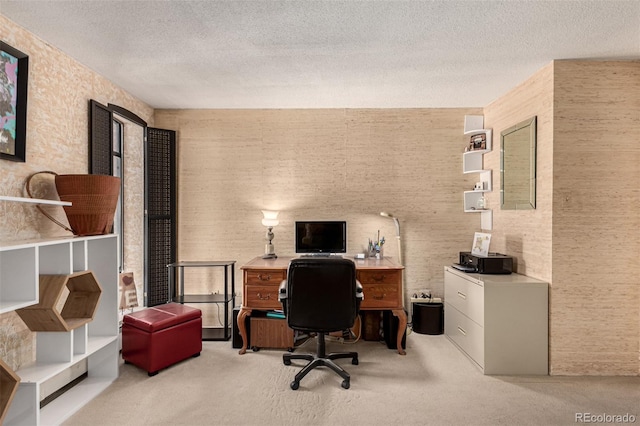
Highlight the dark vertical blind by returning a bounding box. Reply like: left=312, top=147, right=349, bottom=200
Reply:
left=145, top=127, right=177, bottom=306
left=89, top=100, right=113, bottom=175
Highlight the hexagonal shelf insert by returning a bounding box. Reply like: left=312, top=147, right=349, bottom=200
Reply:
left=0, top=358, right=20, bottom=424
left=16, top=271, right=103, bottom=332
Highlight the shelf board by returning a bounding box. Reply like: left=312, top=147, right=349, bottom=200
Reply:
left=0, top=300, right=38, bottom=315
left=463, top=149, right=490, bottom=156
left=14, top=336, right=117, bottom=384
left=39, top=376, right=116, bottom=426
left=0, top=196, right=71, bottom=206
left=174, top=294, right=231, bottom=304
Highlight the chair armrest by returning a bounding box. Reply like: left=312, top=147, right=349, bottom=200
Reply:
left=356, top=280, right=364, bottom=300
left=279, top=279, right=288, bottom=312
left=278, top=279, right=287, bottom=301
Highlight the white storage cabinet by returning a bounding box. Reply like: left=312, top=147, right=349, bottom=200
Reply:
left=444, top=266, right=548, bottom=375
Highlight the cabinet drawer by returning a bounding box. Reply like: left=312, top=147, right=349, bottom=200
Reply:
left=357, top=270, right=400, bottom=285
left=244, top=284, right=282, bottom=310
left=445, top=303, right=484, bottom=369
left=360, top=282, right=400, bottom=309
left=444, top=271, right=484, bottom=326
left=357, top=270, right=401, bottom=309
left=245, top=269, right=286, bottom=285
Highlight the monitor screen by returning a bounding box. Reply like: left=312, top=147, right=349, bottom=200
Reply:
left=295, top=221, right=347, bottom=254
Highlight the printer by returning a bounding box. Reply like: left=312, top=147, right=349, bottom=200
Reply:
left=453, top=251, right=514, bottom=274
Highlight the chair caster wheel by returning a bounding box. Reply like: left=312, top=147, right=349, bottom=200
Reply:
left=283, top=358, right=292, bottom=366
left=352, top=357, right=359, bottom=365
left=341, top=379, right=350, bottom=389
left=290, top=381, right=300, bottom=390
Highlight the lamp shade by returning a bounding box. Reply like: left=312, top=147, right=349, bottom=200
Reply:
left=261, top=210, right=279, bottom=227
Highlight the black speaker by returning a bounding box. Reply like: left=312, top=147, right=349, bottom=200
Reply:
left=232, top=306, right=250, bottom=349
left=382, top=309, right=407, bottom=350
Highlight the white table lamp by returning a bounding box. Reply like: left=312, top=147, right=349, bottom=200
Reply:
left=261, top=210, right=279, bottom=259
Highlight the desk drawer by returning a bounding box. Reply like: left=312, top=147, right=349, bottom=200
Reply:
left=245, top=269, right=286, bottom=285
left=244, top=284, right=282, bottom=310
left=444, top=271, right=484, bottom=326
left=358, top=270, right=401, bottom=309
left=357, top=269, right=400, bottom=285
left=360, top=283, right=400, bottom=309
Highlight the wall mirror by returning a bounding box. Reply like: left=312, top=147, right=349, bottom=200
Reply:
left=500, top=116, right=537, bottom=210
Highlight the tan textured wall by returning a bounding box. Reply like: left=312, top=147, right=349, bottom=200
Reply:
left=484, top=63, right=554, bottom=280
left=550, top=61, right=640, bottom=375
left=486, top=60, right=640, bottom=375
left=0, top=15, right=152, bottom=370
left=154, top=108, right=483, bottom=306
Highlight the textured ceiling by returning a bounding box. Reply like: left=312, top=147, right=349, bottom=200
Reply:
left=1, top=0, right=639, bottom=109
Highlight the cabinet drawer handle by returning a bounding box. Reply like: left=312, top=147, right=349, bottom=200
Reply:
left=371, top=275, right=385, bottom=282
left=256, top=293, right=271, bottom=300
left=373, top=293, right=386, bottom=300
left=457, top=291, right=467, bottom=300
left=457, top=326, right=467, bottom=336
left=257, top=274, right=271, bottom=281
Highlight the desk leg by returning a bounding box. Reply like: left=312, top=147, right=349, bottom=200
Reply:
left=392, top=309, right=407, bottom=355
left=237, top=307, right=252, bottom=355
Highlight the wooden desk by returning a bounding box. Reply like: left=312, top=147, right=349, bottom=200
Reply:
left=238, top=256, right=407, bottom=355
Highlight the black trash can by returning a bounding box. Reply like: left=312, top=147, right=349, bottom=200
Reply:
left=412, top=302, right=444, bottom=335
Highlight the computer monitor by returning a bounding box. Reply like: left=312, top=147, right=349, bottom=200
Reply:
left=295, top=221, right=347, bottom=254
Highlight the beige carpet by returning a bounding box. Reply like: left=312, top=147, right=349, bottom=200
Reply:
left=63, top=334, right=639, bottom=426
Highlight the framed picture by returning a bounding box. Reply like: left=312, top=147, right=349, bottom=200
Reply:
left=1, top=41, right=29, bottom=162
left=471, top=232, right=491, bottom=257
left=468, top=133, right=486, bottom=151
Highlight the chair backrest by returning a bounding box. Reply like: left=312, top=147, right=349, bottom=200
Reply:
left=285, top=257, right=358, bottom=333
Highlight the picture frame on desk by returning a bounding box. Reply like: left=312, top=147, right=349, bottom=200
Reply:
left=0, top=41, right=29, bottom=163
left=471, top=232, right=491, bottom=257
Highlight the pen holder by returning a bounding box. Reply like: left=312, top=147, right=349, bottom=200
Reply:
left=368, top=245, right=383, bottom=259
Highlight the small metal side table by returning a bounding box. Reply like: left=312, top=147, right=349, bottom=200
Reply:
left=167, top=260, right=236, bottom=341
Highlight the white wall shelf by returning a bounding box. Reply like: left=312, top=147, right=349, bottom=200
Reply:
left=462, top=116, right=493, bottom=231
left=0, top=195, right=71, bottom=206
left=1, top=235, right=119, bottom=426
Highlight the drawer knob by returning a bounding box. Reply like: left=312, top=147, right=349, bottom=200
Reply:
left=457, top=326, right=467, bottom=336
left=258, top=274, right=271, bottom=281
left=257, top=293, right=271, bottom=300
left=373, top=293, right=386, bottom=300
left=372, top=275, right=385, bottom=282
left=457, top=291, right=467, bottom=300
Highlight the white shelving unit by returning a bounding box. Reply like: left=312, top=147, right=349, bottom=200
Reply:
left=0, top=235, right=119, bottom=426
left=463, top=115, right=493, bottom=231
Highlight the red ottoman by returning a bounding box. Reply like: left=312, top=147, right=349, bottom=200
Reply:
left=122, top=303, right=202, bottom=376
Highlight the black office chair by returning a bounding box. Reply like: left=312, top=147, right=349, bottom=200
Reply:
left=279, top=257, right=363, bottom=390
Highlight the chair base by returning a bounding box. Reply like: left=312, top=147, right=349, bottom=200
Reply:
left=282, top=332, right=358, bottom=390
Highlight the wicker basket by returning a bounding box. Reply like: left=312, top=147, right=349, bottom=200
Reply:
left=27, top=171, right=121, bottom=236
